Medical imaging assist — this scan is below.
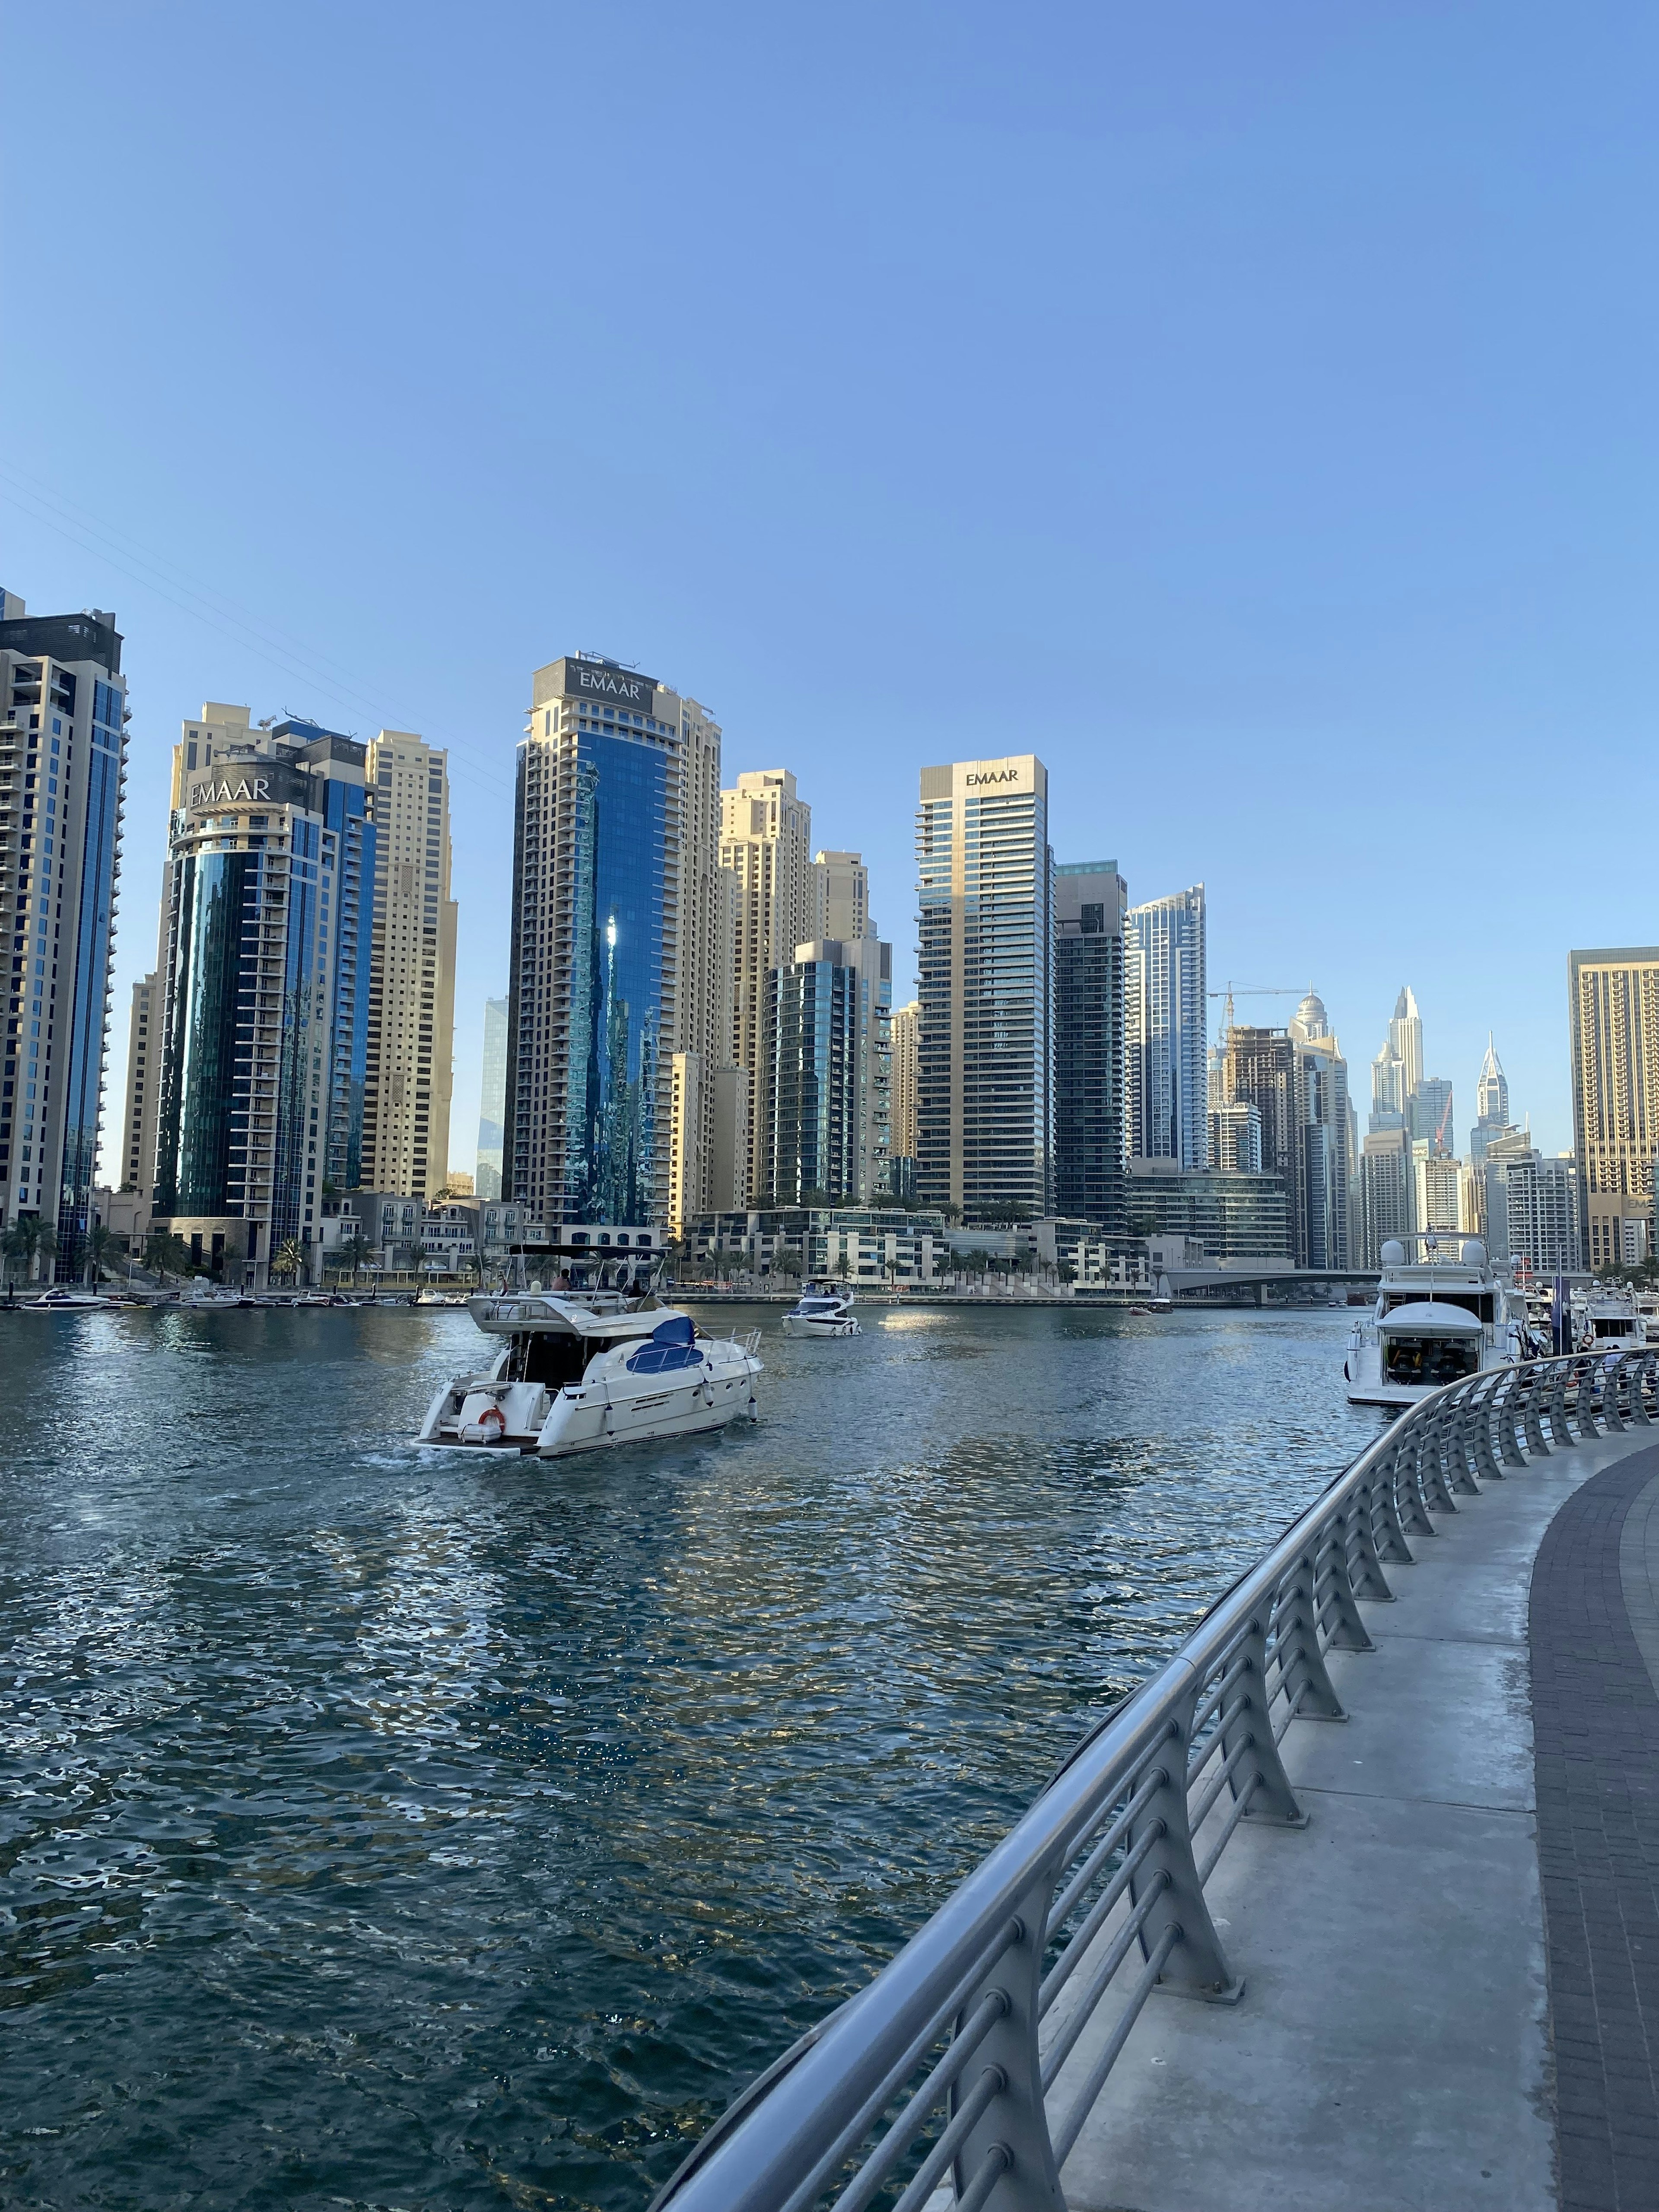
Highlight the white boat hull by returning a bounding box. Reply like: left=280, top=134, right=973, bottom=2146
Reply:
left=782, top=1315, right=860, bottom=1338
left=416, top=1332, right=762, bottom=1455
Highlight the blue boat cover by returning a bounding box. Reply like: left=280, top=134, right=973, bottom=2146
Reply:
left=652, top=1314, right=696, bottom=1346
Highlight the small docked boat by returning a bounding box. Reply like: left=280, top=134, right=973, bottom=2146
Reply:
left=25, top=1287, right=110, bottom=1310
left=781, top=1287, right=861, bottom=1338
left=416, top=1236, right=762, bottom=1456
left=1345, top=1233, right=1535, bottom=1408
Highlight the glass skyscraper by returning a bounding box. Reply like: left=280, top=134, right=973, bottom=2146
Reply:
left=1125, top=884, right=1208, bottom=1170
left=1054, top=860, right=1128, bottom=1232
left=765, top=934, right=891, bottom=1206
left=0, top=596, right=128, bottom=1278
left=476, top=995, right=508, bottom=1200
left=505, top=655, right=722, bottom=1230
left=915, top=756, right=1052, bottom=1218
left=151, top=709, right=374, bottom=1282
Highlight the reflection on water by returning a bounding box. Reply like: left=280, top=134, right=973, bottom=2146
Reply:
left=0, top=1302, right=1374, bottom=2208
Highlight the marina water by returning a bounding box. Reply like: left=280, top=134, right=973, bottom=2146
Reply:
left=0, top=1303, right=1376, bottom=2209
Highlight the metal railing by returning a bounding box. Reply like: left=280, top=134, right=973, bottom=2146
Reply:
left=654, top=1349, right=1658, bottom=2212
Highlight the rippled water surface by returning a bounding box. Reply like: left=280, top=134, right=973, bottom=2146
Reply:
left=0, top=1300, right=1377, bottom=2209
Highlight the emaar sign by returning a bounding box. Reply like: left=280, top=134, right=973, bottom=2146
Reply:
left=565, top=659, right=656, bottom=709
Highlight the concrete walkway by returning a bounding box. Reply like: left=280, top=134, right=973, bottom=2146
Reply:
left=1531, top=1442, right=1659, bottom=2212
left=1055, top=1421, right=1659, bottom=2212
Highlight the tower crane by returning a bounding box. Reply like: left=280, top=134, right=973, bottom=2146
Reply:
left=1207, top=983, right=1303, bottom=1036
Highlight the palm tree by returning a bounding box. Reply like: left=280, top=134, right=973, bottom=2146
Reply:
left=143, top=1228, right=191, bottom=1285
left=835, top=1248, right=851, bottom=1284
left=3, top=1214, right=44, bottom=1288
left=338, top=1231, right=371, bottom=1285
left=274, top=1237, right=307, bottom=1286
left=83, top=1223, right=118, bottom=1285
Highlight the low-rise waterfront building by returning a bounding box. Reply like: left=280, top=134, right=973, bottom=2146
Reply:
left=1121, top=1159, right=1292, bottom=1261
left=692, top=1204, right=944, bottom=1285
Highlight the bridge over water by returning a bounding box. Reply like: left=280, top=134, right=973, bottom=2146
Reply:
left=656, top=1355, right=1659, bottom=2212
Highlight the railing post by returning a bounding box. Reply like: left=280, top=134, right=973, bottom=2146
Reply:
left=1545, top=1362, right=1576, bottom=1449
left=1315, top=1516, right=1374, bottom=1651
left=1371, top=1441, right=1418, bottom=1561
left=1128, top=1709, right=1242, bottom=2002
left=1441, top=1391, right=1482, bottom=1494
left=1416, top=1408, right=1459, bottom=1512
left=1626, top=1354, right=1651, bottom=1427
left=1271, top=1550, right=1347, bottom=1721
left=1391, top=1428, right=1437, bottom=1539
left=1344, top=1468, right=1395, bottom=1600
left=1468, top=1378, right=1504, bottom=1483
left=1227, top=1614, right=1309, bottom=1828
left=1570, top=1359, right=1599, bottom=1439
left=1601, top=1357, right=1627, bottom=1432
left=1496, top=1373, right=1529, bottom=1468
left=1519, top=1371, right=1551, bottom=1457
left=951, top=1861, right=1068, bottom=2212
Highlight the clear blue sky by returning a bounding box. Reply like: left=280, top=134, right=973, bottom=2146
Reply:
left=5, top=0, right=1655, bottom=1170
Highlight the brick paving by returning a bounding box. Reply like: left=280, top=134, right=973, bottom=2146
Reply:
left=1531, top=1442, right=1659, bottom=2212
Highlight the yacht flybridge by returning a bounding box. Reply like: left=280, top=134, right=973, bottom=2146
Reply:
left=416, top=1236, right=762, bottom=1456
left=781, top=1287, right=861, bottom=1338
left=1345, top=1232, right=1535, bottom=1408
left=1575, top=1284, right=1645, bottom=1356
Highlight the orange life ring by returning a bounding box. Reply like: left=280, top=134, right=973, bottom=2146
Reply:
left=478, top=1404, right=506, bottom=1437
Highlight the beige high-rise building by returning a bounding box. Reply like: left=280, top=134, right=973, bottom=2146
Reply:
left=891, top=999, right=921, bottom=1163
left=720, top=768, right=815, bottom=1202
left=1569, top=947, right=1659, bottom=1271
left=362, top=733, right=457, bottom=1200
left=666, top=698, right=730, bottom=1236
left=120, top=972, right=161, bottom=1196
left=815, top=849, right=869, bottom=944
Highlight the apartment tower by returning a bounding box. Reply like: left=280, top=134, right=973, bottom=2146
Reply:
left=475, top=995, right=508, bottom=1200
left=720, top=769, right=815, bottom=1205
left=915, top=755, right=1052, bottom=1217
left=504, top=655, right=724, bottom=1232
left=0, top=595, right=128, bottom=1277
left=151, top=708, right=374, bottom=1282
left=1569, top=947, right=1659, bottom=1270
left=1124, top=885, right=1208, bottom=1170
left=1054, top=860, right=1128, bottom=1233
left=121, top=972, right=161, bottom=1196
left=361, top=733, right=457, bottom=1200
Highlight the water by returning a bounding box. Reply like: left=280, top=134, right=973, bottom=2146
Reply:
left=0, top=1300, right=1376, bottom=2210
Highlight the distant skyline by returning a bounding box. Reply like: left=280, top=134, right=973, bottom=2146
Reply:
left=8, top=1, right=1656, bottom=1174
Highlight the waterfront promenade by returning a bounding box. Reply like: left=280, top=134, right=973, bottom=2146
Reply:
left=1060, top=1421, right=1659, bottom=2212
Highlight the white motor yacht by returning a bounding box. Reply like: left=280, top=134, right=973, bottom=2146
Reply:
left=25, top=1286, right=111, bottom=1310
left=416, top=1236, right=762, bottom=1455
left=1345, top=1233, right=1535, bottom=1408
left=1575, top=1284, right=1645, bottom=1356
left=781, top=1286, right=861, bottom=1338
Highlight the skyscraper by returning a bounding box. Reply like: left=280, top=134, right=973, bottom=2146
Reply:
left=890, top=998, right=919, bottom=1199
left=1221, top=1025, right=1298, bottom=1241
left=1472, top=1034, right=1509, bottom=1158
left=1124, top=886, right=1207, bottom=1170
left=765, top=934, right=890, bottom=1205
left=361, top=732, right=456, bottom=1200
left=814, top=849, right=870, bottom=944
left=1054, top=860, right=1127, bottom=1231
left=475, top=995, right=508, bottom=1200
left=151, top=706, right=375, bottom=1283
left=120, top=972, right=160, bottom=1196
left=1569, top=947, right=1659, bottom=1271
left=915, top=756, right=1052, bottom=1218
left=505, top=655, right=723, bottom=1232
left=720, top=769, right=815, bottom=1206
left=0, top=597, right=128, bottom=1276
left=1369, top=987, right=1423, bottom=1132
left=1288, top=989, right=1352, bottom=1269
left=1360, top=1127, right=1414, bottom=1265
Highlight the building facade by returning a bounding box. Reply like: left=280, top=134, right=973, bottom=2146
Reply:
left=765, top=934, right=891, bottom=1206
left=1121, top=1160, right=1292, bottom=1261
left=121, top=971, right=161, bottom=1198
left=0, top=597, right=129, bottom=1276
left=476, top=995, right=508, bottom=1199
left=1054, top=860, right=1127, bottom=1233
left=504, top=655, right=723, bottom=1233
left=1470, top=1035, right=1510, bottom=1162
left=1288, top=991, right=1352, bottom=1270
left=915, top=755, right=1052, bottom=1217
left=151, top=706, right=375, bottom=1282
left=1124, top=885, right=1207, bottom=1170
left=1360, top=1127, right=1414, bottom=1265
left=360, top=732, right=456, bottom=1201
left=1568, top=948, right=1659, bottom=1273
left=720, top=769, right=815, bottom=1206
left=1210, top=1098, right=1263, bottom=1173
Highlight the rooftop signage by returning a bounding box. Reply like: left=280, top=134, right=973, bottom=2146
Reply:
left=959, top=756, right=1039, bottom=794
left=563, top=658, right=656, bottom=710
left=187, top=761, right=311, bottom=815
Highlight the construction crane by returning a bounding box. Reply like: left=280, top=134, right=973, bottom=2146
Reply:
left=1208, top=983, right=1303, bottom=1036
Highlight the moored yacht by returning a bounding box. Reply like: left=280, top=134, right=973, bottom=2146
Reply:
left=781, top=1286, right=861, bottom=1338
left=1345, top=1233, right=1535, bottom=1408
left=416, top=1235, right=762, bottom=1455
left=1575, top=1283, right=1645, bottom=1356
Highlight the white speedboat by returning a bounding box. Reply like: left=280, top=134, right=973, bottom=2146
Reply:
left=1345, top=1234, right=1535, bottom=1408
left=782, top=1287, right=861, bottom=1338
left=25, top=1287, right=110, bottom=1310
left=1576, top=1284, right=1645, bottom=1355
left=416, top=1238, right=762, bottom=1456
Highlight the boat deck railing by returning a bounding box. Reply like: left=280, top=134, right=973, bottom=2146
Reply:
left=653, top=1349, right=1659, bottom=2212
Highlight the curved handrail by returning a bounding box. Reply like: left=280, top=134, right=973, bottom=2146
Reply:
left=654, top=1350, right=1658, bottom=2212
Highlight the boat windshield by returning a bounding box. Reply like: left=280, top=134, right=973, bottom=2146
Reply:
left=1592, top=1316, right=1639, bottom=1337
left=1383, top=1335, right=1481, bottom=1386
left=1381, top=1290, right=1494, bottom=1322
